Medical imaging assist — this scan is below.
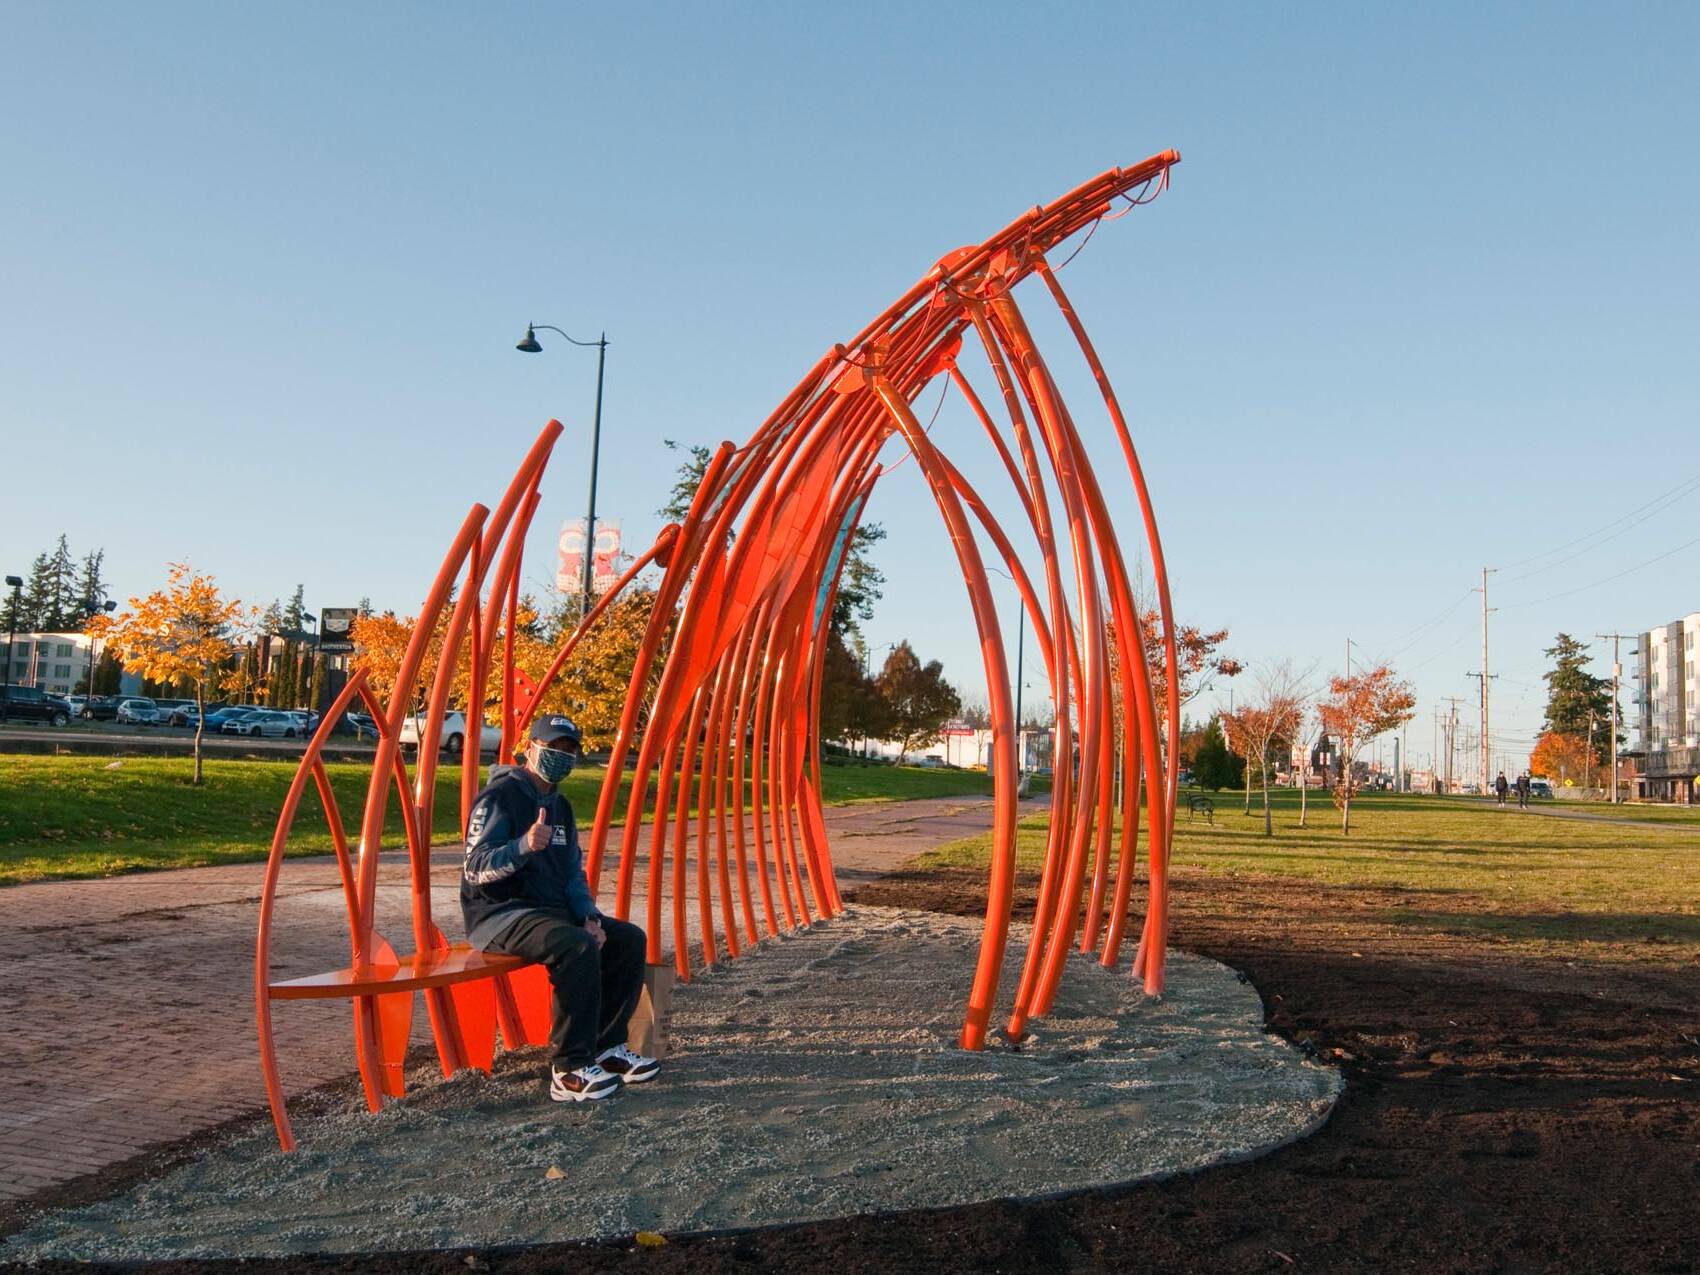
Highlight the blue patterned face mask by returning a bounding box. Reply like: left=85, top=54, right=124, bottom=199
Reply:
left=533, top=746, right=578, bottom=785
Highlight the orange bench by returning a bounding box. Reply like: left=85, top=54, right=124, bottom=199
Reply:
left=260, top=934, right=558, bottom=1149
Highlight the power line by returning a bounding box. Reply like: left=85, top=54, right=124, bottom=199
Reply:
left=1500, top=467, right=1700, bottom=577
left=1500, top=528, right=1700, bottom=610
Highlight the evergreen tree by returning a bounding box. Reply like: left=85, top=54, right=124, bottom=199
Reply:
left=21, top=553, right=52, bottom=630
left=46, top=535, right=77, bottom=628
left=259, top=599, right=285, bottom=635
left=92, top=649, right=123, bottom=695
left=283, top=584, right=306, bottom=631
left=656, top=440, right=714, bottom=521
left=308, top=652, right=326, bottom=713
left=1192, top=716, right=1243, bottom=790
left=76, top=549, right=108, bottom=616
left=1540, top=633, right=1616, bottom=761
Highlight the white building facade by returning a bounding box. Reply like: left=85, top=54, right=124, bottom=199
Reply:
left=3, top=631, right=98, bottom=697
left=1633, top=611, right=1700, bottom=801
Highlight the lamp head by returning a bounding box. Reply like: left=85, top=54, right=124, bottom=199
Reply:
left=4, top=576, right=21, bottom=589
left=515, top=324, right=543, bottom=354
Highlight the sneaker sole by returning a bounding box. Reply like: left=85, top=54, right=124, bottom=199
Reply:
left=549, top=1079, right=622, bottom=1103
left=610, top=1066, right=659, bottom=1084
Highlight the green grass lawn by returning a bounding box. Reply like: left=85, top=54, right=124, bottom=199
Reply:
left=911, top=787, right=1700, bottom=962
left=0, top=754, right=992, bottom=886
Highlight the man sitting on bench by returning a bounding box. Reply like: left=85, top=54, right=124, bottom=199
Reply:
left=461, top=715, right=659, bottom=1102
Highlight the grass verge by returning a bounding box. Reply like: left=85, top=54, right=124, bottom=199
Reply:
left=0, top=754, right=992, bottom=886
left=910, top=788, right=1700, bottom=962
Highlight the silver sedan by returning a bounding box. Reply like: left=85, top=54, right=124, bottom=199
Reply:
left=221, top=709, right=305, bottom=739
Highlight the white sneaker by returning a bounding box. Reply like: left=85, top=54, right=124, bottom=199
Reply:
left=596, top=1043, right=660, bottom=1084
left=549, top=1063, right=622, bottom=1102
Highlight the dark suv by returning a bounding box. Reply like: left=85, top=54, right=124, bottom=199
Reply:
left=1, top=685, right=74, bottom=726
left=80, top=694, right=120, bottom=721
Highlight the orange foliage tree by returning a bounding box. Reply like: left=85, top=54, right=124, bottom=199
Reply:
left=1317, top=663, right=1416, bottom=834
left=350, top=588, right=666, bottom=752
left=88, top=563, right=253, bottom=785
left=1219, top=661, right=1310, bottom=837
left=1530, top=730, right=1593, bottom=787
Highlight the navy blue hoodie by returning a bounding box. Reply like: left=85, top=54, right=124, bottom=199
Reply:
left=460, top=763, right=601, bottom=947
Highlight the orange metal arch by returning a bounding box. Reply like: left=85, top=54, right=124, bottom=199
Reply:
left=256, top=152, right=1184, bottom=1147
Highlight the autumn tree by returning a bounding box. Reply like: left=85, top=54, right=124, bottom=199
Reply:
left=89, top=564, right=252, bottom=784
left=876, top=641, right=960, bottom=759
left=1317, top=664, right=1417, bottom=834
left=1530, top=730, right=1593, bottom=787
left=1220, top=661, right=1310, bottom=836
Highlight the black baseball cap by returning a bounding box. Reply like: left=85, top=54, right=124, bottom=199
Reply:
left=530, top=715, right=583, bottom=750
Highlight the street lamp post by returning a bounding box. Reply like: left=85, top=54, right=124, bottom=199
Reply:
left=516, top=323, right=608, bottom=620
left=301, top=613, right=321, bottom=714
left=4, top=575, right=21, bottom=698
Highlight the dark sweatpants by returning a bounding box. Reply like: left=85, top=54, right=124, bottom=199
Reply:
left=484, top=909, right=646, bottom=1070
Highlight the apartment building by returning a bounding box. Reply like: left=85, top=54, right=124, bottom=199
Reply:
left=3, top=631, right=97, bottom=698
left=1633, top=611, right=1700, bottom=801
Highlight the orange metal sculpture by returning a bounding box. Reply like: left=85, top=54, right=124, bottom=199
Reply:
left=257, top=151, right=1183, bottom=1149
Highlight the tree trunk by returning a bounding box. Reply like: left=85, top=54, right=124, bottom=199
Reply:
left=1243, top=753, right=1252, bottom=814
left=1261, top=758, right=1272, bottom=836
left=192, top=680, right=206, bottom=786
left=1299, top=764, right=1309, bottom=827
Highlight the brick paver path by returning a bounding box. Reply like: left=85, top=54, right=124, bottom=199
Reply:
left=0, top=796, right=1001, bottom=1204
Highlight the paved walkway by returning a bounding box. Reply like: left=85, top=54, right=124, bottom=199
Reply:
left=1509, top=803, right=1697, bottom=833
left=0, top=797, right=1000, bottom=1205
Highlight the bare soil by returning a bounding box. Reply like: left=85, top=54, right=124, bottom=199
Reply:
left=8, top=864, right=1699, bottom=1273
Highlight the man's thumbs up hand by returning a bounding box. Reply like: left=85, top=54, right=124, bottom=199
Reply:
left=525, top=806, right=552, bottom=853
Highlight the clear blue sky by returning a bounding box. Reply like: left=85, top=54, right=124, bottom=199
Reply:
left=4, top=3, right=1697, bottom=771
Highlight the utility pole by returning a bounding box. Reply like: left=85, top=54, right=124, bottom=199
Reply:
left=1474, top=567, right=1496, bottom=795
left=1597, top=631, right=1632, bottom=804
left=1441, top=696, right=1464, bottom=794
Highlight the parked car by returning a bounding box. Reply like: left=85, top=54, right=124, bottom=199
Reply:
left=284, top=710, right=322, bottom=735
left=221, top=709, right=305, bottom=739
left=63, top=695, right=89, bottom=718
left=152, top=699, right=195, bottom=725
left=79, top=694, right=121, bottom=720
left=1, top=685, right=74, bottom=726
left=916, top=756, right=947, bottom=768
left=400, top=710, right=470, bottom=757
left=1528, top=777, right=1555, bottom=799
left=116, top=697, right=160, bottom=725
left=346, top=712, right=382, bottom=739
left=171, top=702, right=205, bottom=728
left=204, top=704, right=265, bottom=732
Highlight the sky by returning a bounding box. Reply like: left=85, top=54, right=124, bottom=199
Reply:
left=3, top=2, right=1697, bottom=774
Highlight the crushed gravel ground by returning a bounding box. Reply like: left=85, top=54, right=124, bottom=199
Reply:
left=2, top=905, right=1339, bottom=1262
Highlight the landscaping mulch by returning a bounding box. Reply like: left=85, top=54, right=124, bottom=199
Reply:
left=10, top=865, right=1698, bottom=1273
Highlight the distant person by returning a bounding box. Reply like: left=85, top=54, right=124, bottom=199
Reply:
left=1495, top=771, right=1509, bottom=806
left=461, top=715, right=659, bottom=1103
left=1516, top=772, right=1531, bottom=809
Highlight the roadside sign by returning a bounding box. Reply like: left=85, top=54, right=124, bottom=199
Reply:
left=319, top=607, right=359, bottom=653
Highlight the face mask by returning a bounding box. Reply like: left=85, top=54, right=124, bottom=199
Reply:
left=533, top=746, right=578, bottom=785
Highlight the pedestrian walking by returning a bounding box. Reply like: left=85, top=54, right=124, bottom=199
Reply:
left=1516, top=772, right=1531, bottom=808
left=1495, top=771, right=1509, bottom=806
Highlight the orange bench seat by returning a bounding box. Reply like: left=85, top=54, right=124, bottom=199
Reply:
left=268, top=944, right=533, bottom=1000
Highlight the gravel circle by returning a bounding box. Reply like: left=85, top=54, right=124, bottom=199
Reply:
left=3, top=905, right=1340, bottom=1261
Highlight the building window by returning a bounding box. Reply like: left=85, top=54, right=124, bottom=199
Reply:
left=53, top=663, right=71, bottom=679
left=56, top=643, right=72, bottom=658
